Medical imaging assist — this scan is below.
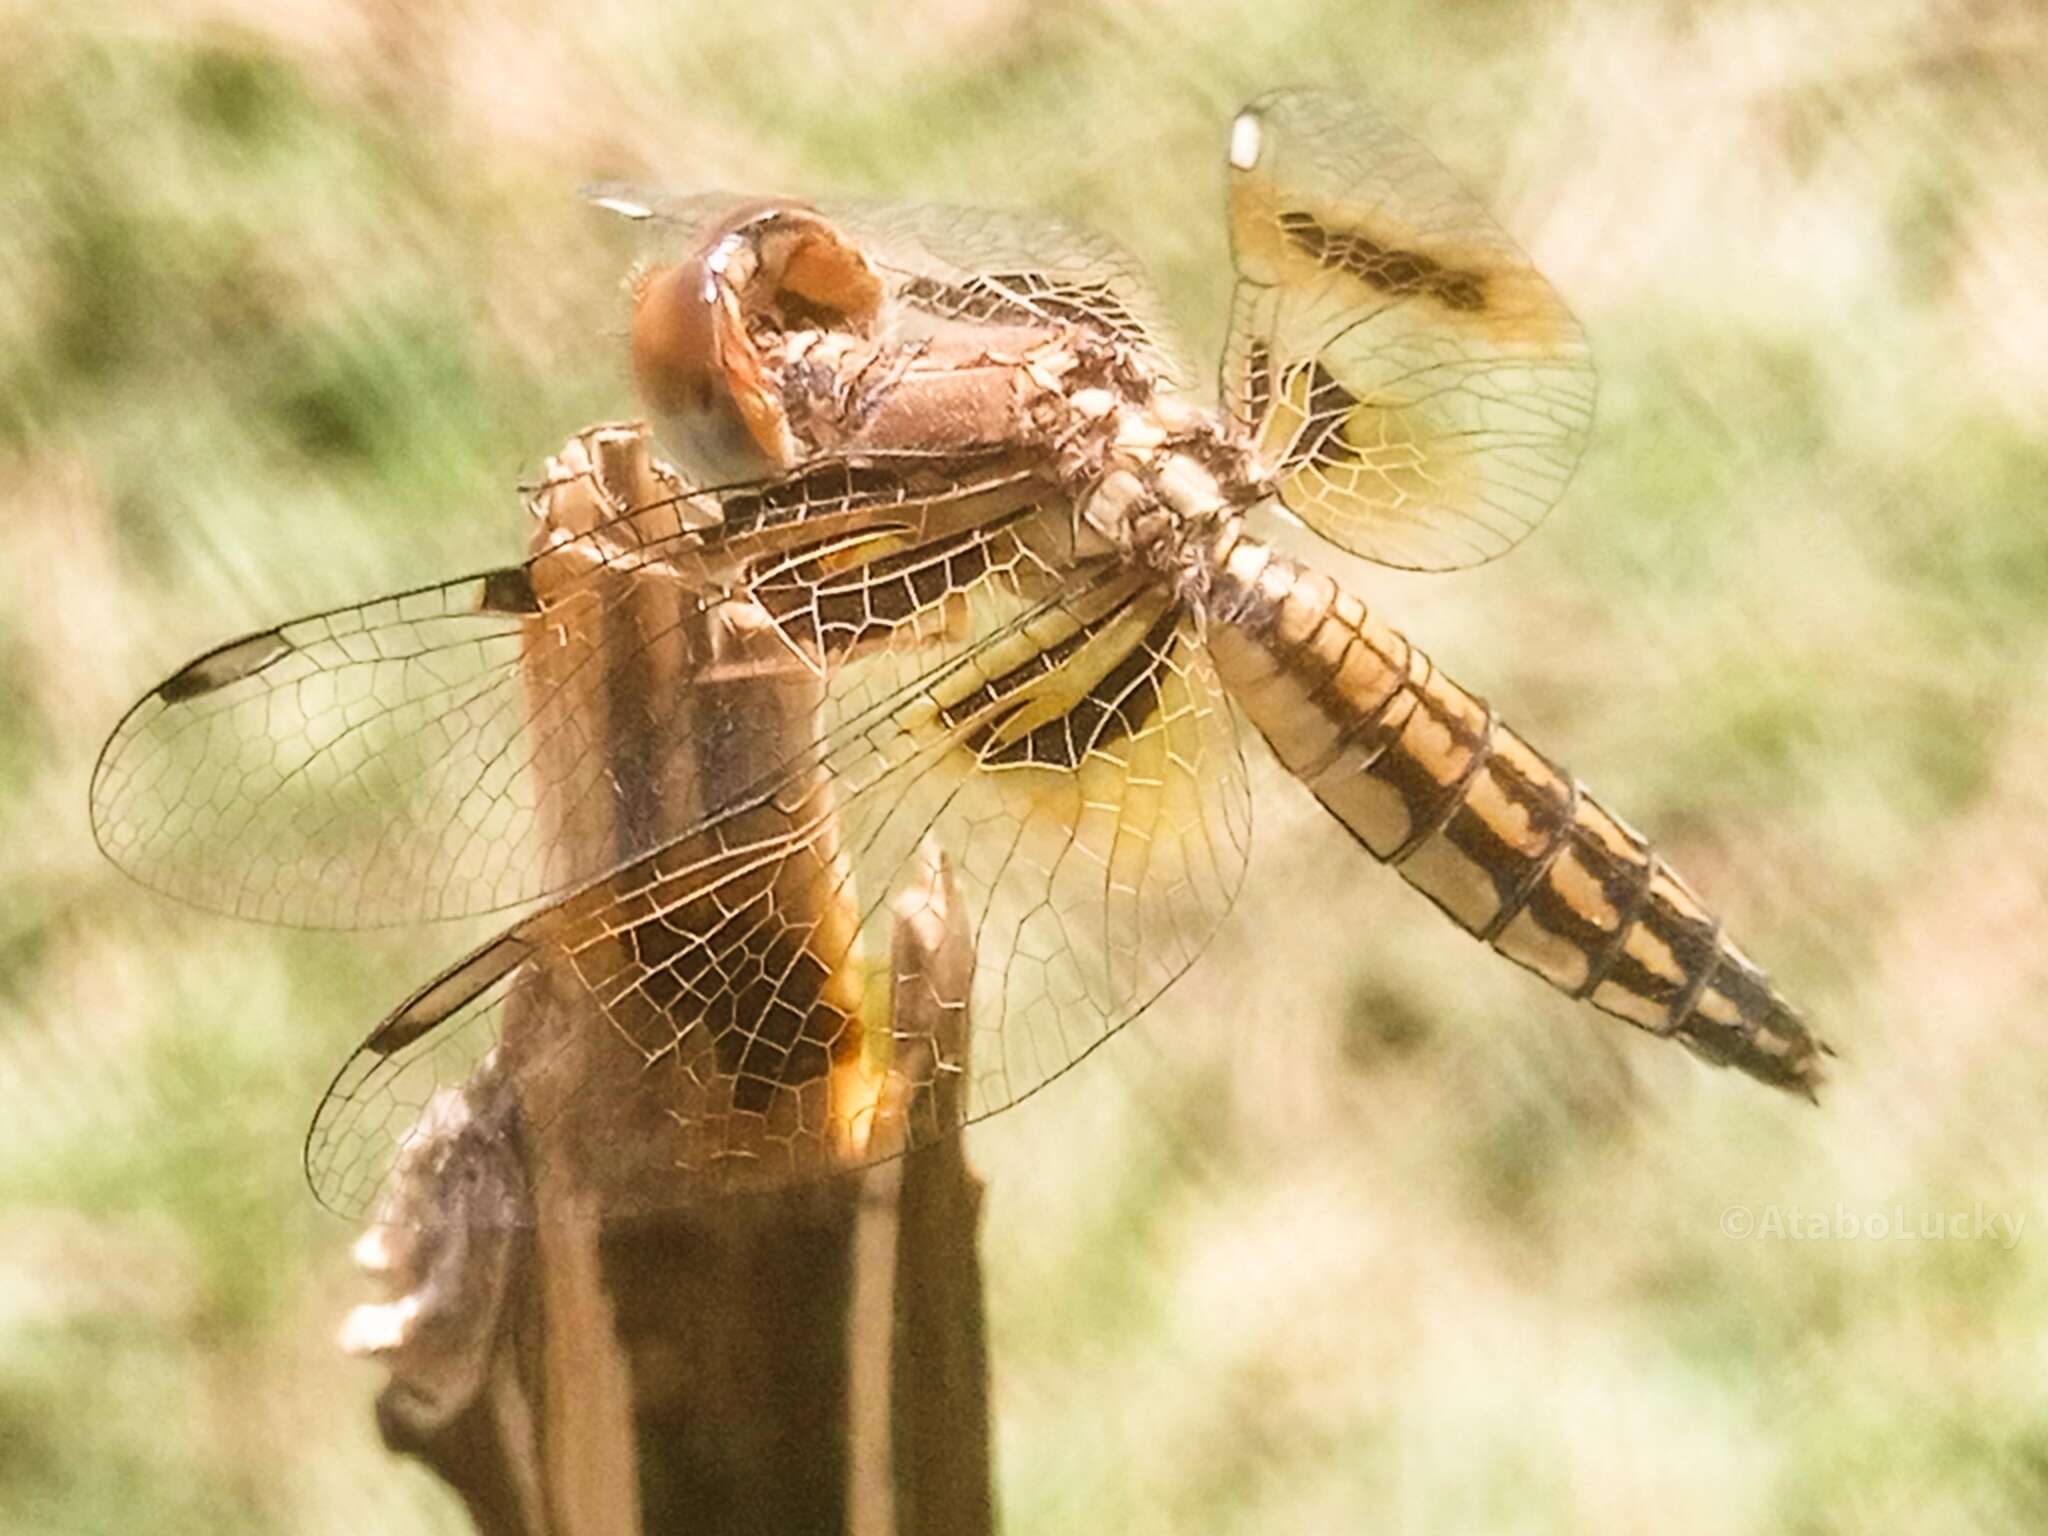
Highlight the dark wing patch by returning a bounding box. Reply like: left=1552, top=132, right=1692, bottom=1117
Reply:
left=1222, top=90, right=1596, bottom=571
left=1277, top=210, right=1487, bottom=312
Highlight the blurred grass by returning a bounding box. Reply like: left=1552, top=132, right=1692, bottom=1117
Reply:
left=5, top=0, right=2048, bottom=1531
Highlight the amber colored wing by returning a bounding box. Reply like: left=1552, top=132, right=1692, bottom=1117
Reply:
left=1222, top=90, right=1597, bottom=571
left=304, top=565, right=1251, bottom=1222
left=89, top=441, right=1066, bottom=927
left=586, top=184, right=1194, bottom=390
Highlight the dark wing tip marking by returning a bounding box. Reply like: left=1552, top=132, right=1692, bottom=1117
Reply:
left=154, top=628, right=295, bottom=705
left=478, top=565, right=542, bottom=617
left=368, top=931, right=535, bottom=1056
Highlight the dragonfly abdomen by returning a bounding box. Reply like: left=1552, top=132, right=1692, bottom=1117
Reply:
left=1199, top=521, right=1825, bottom=1096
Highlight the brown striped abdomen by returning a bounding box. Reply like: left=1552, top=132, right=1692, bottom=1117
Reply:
left=1198, top=521, right=1825, bottom=1095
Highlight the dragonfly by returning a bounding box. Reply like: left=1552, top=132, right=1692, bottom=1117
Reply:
left=91, top=92, right=1826, bottom=1224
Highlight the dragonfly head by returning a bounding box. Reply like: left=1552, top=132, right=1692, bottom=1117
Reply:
left=630, top=202, right=886, bottom=482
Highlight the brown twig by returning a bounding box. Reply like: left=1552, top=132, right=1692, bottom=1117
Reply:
left=341, top=427, right=993, bottom=1536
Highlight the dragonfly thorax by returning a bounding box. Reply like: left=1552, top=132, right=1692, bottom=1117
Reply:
left=1073, top=410, right=1261, bottom=588
left=626, top=198, right=1266, bottom=590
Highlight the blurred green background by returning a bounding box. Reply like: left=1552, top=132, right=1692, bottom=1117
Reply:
left=5, top=0, right=2046, bottom=1531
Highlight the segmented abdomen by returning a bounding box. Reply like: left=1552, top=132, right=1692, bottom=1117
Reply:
left=1199, top=521, right=1825, bottom=1095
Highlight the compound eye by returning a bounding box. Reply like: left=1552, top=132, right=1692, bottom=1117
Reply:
left=628, top=254, right=791, bottom=478
left=630, top=256, right=725, bottom=421
left=628, top=203, right=886, bottom=479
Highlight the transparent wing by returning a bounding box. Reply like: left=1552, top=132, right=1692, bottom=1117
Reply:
left=306, top=566, right=1251, bottom=1222
left=1222, top=90, right=1597, bottom=571
left=587, top=184, right=1193, bottom=389
left=90, top=436, right=1065, bottom=927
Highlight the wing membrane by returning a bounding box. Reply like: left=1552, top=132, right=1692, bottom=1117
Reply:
left=1222, top=90, right=1596, bottom=571
left=307, top=570, right=1251, bottom=1222
left=90, top=435, right=1065, bottom=926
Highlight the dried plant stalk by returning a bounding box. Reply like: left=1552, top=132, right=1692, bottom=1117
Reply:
left=343, top=426, right=992, bottom=1536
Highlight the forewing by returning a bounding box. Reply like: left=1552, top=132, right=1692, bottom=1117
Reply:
left=306, top=570, right=1251, bottom=1223
left=1222, top=90, right=1596, bottom=571
left=588, top=185, right=1193, bottom=388
left=90, top=438, right=1061, bottom=927
left=90, top=568, right=547, bottom=927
